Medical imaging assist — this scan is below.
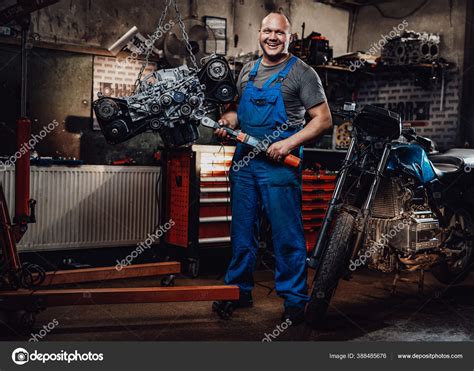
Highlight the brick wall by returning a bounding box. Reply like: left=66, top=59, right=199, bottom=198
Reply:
left=356, top=71, right=461, bottom=151
left=92, top=56, right=156, bottom=130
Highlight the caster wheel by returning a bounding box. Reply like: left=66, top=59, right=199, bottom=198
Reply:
left=161, top=275, right=175, bottom=287
left=211, top=301, right=220, bottom=313
left=187, top=259, right=200, bottom=278
left=212, top=301, right=234, bottom=320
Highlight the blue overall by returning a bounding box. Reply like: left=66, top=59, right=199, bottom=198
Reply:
left=224, top=56, right=309, bottom=309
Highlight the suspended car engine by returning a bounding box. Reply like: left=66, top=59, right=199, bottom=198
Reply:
left=93, top=56, right=236, bottom=148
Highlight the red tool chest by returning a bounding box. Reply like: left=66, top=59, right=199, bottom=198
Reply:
left=162, top=145, right=336, bottom=273
left=301, top=169, right=336, bottom=252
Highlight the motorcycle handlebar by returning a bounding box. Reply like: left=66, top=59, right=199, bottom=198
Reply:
left=402, top=128, right=433, bottom=152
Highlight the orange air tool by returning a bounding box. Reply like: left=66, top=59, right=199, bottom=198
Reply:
left=201, top=117, right=301, bottom=168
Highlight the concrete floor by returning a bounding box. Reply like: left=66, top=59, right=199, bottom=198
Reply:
left=1, top=269, right=474, bottom=341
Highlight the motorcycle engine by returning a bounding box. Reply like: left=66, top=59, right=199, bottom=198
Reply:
left=365, top=178, right=441, bottom=271
left=389, top=211, right=440, bottom=252
left=93, top=56, right=236, bottom=148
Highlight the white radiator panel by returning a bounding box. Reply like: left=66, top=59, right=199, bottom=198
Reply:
left=0, top=165, right=160, bottom=252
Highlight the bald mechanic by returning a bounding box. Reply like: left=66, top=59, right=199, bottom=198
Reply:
left=213, top=12, right=332, bottom=324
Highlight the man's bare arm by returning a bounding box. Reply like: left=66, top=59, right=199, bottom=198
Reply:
left=266, top=101, right=332, bottom=161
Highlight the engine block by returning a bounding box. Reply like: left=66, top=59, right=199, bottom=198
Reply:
left=93, top=56, right=236, bottom=148
left=382, top=30, right=440, bottom=66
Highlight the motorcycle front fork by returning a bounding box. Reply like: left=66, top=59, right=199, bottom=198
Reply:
left=308, top=141, right=392, bottom=273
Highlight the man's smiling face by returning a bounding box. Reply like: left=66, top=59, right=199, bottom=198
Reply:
left=259, top=13, right=291, bottom=60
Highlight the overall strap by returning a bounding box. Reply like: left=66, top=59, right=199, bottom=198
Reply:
left=262, top=55, right=298, bottom=89
left=247, top=58, right=262, bottom=86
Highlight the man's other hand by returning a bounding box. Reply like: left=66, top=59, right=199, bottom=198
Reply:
left=266, top=139, right=293, bottom=162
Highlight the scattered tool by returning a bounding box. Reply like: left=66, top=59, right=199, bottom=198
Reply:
left=111, top=157, right=136, bottom=165
left=200, top=117, right=301, bottom=168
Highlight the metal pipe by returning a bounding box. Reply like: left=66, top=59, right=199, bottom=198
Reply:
left=15, top=16, right=31, bottom=226
left=20, top=24, right=28, bottom=117
left=14, top=117, right=31, bottom=225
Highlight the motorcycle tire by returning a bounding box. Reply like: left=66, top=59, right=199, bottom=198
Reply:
left=432, top=210, right=474, bottom=285
left=431, top=258, right=473, bottom=285
left=305, top=210, right=355, bottom=328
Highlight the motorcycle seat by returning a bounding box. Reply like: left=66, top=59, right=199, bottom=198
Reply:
left=429, top=154, right=465, bottom=182
left=442, top=148, right=474, bottom=169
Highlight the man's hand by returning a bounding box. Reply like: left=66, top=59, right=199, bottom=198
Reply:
left=214, top=111, right=238, bottom=139
left=266, top=139, right=293, bottom=162
left=214, top=119, right=235, bottom=139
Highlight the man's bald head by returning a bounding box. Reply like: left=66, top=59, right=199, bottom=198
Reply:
left=260, top=12, right=292, bottom=33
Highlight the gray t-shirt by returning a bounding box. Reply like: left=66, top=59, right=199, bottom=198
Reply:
left=236, top=55, right=326, bottom=128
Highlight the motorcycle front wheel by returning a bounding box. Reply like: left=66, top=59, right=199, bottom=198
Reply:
left=305, top=210, right=355, bottom=328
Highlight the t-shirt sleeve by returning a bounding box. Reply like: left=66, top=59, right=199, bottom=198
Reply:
left=298, top=67, right=327, bottom=110
left=236, top=63, right=251, bottom=102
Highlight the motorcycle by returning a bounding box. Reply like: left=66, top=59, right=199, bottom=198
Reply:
left=305, top=103, right=474, bottom=327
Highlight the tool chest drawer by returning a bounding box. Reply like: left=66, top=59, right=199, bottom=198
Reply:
left=196, top=145, right=234, bottom=246
left=302, top=169, right=337, bottom=252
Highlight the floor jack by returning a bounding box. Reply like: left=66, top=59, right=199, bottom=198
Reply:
left=0, top=144, right=239, bottom=332
left=0, top=152, right=239, bottom=332
left=0, top=18, right=238, bottom=333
